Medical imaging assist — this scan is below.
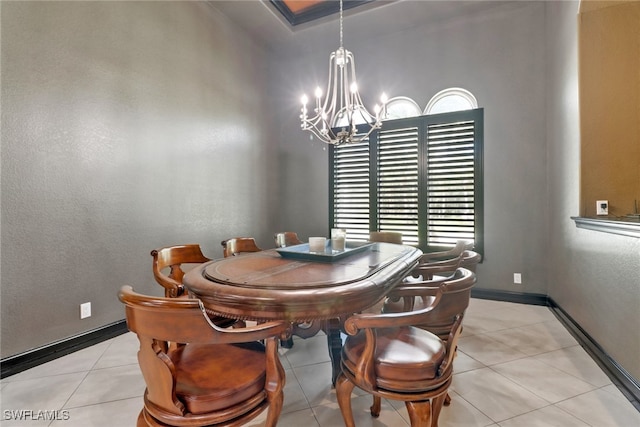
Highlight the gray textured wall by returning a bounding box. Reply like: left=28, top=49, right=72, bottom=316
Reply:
left=545, top=0, right=640, bottom=381
left=1, top=1, right=278, bottom=357
left=273, top=1, right=550, bottom=294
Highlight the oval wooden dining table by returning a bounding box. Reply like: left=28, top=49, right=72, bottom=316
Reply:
left=183, top=242, right=422, bottom=384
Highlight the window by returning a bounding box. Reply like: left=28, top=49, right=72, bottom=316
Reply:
left=329, top=91, right=483, bottom=253
left=424, top=87, right=478, bottom=115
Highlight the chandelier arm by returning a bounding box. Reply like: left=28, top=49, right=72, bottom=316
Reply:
left=328, top=52, right=340, bottom=125
left=348, top=53, right=375, bottom=123
left=320, top=51, right=335, bottom=118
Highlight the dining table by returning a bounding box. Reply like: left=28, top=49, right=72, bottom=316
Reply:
left=183, top=241, right=422, bottom=384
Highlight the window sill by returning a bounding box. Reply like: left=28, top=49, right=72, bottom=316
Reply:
left=571, top=216, right=640, bottom=238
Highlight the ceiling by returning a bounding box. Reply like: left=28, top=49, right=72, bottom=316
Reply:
left=269, top=0, right=376, bottom=26
left=209, top=0, right=510, bottom=54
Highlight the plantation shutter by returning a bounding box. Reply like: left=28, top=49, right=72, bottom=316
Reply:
left=329, top=109, right=483, bottom=253
left=329, top=140, right=370, bottom=241
left=376, top=122, right=420, bottom=246
left=424, top=117, right=477, bottom=246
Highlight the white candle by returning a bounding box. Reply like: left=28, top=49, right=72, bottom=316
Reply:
left=308, top=237, right=327, bottom=253
left=331, top=228, right=346, bottom=252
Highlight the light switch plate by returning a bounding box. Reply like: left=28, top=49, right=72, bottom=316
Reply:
left=80, top=302, right=91, bottom=319
left=596, top=200, right=609, bottom=215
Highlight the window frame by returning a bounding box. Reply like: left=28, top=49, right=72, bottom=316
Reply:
left=329, top=108, right=484, bottom=255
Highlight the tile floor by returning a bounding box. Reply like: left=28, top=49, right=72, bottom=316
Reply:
left=2, top=298, right=639, bottom=426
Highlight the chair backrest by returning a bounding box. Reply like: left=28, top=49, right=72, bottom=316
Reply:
left=274, top=232, right=302, bottom=247
left=151, top=244, right=210, bottom=298
left=369, top=231, right=403, bottom=244
left=389, top=267, right=476, bottom=340
left=421, top=240, right=474, bottom=262
left=118, top=286, right=290, bottom=425
left=460, top=250, right=481, bottom=272
left=221, top=237, right=262, bottom=257
left=411, top=251, right=465, bottom=280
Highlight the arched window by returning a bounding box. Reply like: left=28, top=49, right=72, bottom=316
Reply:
left=424, top=87, right=478, bottom=115
left=329, top=88, right=484, bottom=254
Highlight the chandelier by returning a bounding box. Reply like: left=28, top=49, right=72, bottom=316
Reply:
left=300, top=0, right=388, bottom=145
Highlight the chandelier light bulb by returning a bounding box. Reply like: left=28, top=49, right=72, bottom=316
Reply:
left=350, top=82, right=358, bottom=93
left=315, top=87, right=323, bottom=98
left=381, top=92, right=388, bottom=104
left=301, top=94, right=308, bottom=105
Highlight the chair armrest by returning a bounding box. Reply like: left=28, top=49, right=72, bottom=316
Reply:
left=343, top=284, right=445, bottom=335
left=198, top=301, right=291, bottom=342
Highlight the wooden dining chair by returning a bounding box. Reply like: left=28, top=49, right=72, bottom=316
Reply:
left=221, top=237, right=262, bottom=257
left=336, top=268, right=476, bottom=427
left=382, top=267, right=477, bottom=409
left=274, top=231, right=303, bottom=247
left=119, top=285, right=290, bottom=427
left=151, top=244, right=211, bottom=298
left=369, top=231, right=403, bottom=244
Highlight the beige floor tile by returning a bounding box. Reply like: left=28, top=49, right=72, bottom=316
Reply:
left=451, top=367, right=549, bottom=422
left=491, top=357, right=596, bottom=403
left=292, top=361, right=337, bottom=407
left=533, top=345, right=612, bottom=387
left=436, top=391, right=495, bottom=427
left=556, top=387, right=640, bottom=426
left=63, top=364, right=145, bottom=409
left=92, top=332, right=139, bottom=369
left=454, top=349, right=487, bottom=373
left=314, top=394, right=409, bottom=427
left=282, top=368, right=312, bottom=414
left=497, top=405, right=590, bottom=427
left=457, top=334, right=528, bottom=366
left=268, top=408, right=320, bottom=427
left=485, top=320, right=578, bottom=355
left=49, top=397, right=141, bottom=426
left=284, top=334, right=331, bottom=368
left=462, top=307, right=541, bottom=335
left=1, top=372, right=87, bottom=426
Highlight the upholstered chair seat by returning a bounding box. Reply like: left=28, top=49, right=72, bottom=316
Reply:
left=342, top=326, right=447, bottom=390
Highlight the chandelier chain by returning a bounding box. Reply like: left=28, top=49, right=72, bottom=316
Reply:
left=339, top=0, right=343, bottom=48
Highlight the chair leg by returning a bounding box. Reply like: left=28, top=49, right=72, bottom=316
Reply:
left=370, top=395, right=382, bottom=417
left=335, top=373, right=357, bottom=427
left=264, top=398, right=284, bottom=427
left=443, top=392, right=452, bottom=406
left=136, top=410, right=147, bottom=427
left=431, top=393, right=448, bottom=427
left=280, top=337, right=294, bottom=348
left=405, top=400, right=432, bottom=427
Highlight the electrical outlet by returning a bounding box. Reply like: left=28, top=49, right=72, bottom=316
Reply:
left=513, top=273, right=522, bottom=284
left=596, top=200, right=609, bottom=215
left=80, top=302, right=91, bottom=319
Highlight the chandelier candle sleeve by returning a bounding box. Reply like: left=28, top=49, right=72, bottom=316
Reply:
left=299, top=0, right=388, bottom=145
